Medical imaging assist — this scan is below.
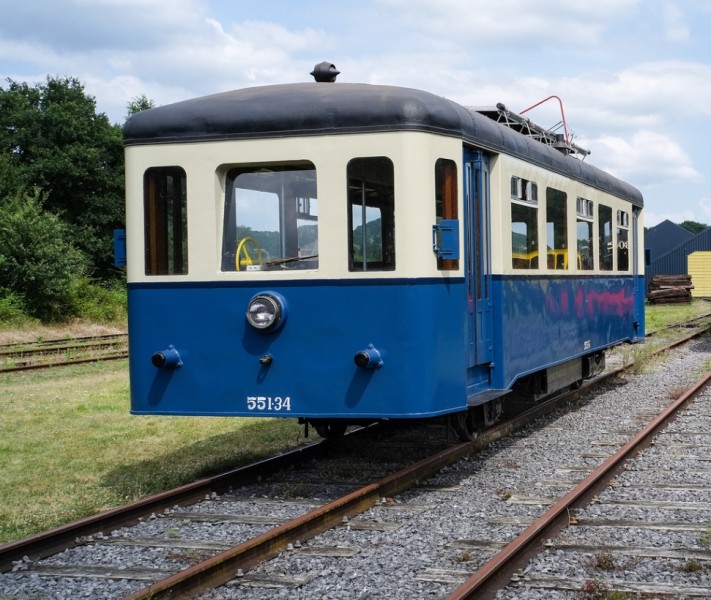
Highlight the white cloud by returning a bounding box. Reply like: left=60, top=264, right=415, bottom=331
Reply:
left=591, top=130, right=701, bottom=184
left=644, top=208, right=696, bottom=227
left=2, top=0, right=711, bottom=225
left=698, top=198, right=711, bottom=222
left=663, top=4, right=691, bottom=42
left=376, top=0, right=641, bottom=48
left=510, top=61, right=711, bottom=138
left=0, top=4, right=335, bottom=121
left=0, top=0, right=206, bottom=51
left=601, top=62, right=711, bottom=118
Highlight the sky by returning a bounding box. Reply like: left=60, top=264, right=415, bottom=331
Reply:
left=1, top=0, right=711, bottom=227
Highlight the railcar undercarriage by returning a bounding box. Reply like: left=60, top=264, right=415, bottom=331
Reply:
left=448, top=350, right=606, bottom=441
left=300, top=351, right=607, bottom=442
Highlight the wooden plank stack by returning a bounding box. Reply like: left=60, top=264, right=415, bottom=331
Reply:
left=647, top=274, right=693, bottom=303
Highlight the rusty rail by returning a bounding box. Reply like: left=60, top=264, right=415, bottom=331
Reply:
left=0, top=439, right=336, bottom=572
left=446, top=372, right=711, bottom=599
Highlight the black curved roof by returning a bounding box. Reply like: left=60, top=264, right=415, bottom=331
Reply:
left=124, top=82, right=643, bottom=207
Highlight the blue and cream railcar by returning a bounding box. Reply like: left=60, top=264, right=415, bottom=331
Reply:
left=123, top=63, right=644, bottom=439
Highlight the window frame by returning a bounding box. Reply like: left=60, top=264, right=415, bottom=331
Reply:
left=598, top=203, right=614, bottom=271
left=576, top=196, right=595, bottom=271
left=435, top=158, right=459, bottom=271
left=616, top=209, right=630, bottom=271
left=220, top=161, right=318, bottom=273
left=347, top=156, right=396, bottom=272
left=511, top=199, right=539, bottom=270
left=545, top=187, right=568, bottom=271
left=143, top=166, right=188, bottom=276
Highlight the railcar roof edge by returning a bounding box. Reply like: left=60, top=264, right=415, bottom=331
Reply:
left=123, top=82, right=643, bottom=207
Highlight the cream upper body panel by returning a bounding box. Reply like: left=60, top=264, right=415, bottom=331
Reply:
left=126, top=131, right=465, bottom=284
left=490, top=153, right=643, bottom=276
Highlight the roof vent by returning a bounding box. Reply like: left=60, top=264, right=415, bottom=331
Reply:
left=311, top=62, right=340, bottom=83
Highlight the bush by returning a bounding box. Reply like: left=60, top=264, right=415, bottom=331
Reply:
left=68, top=278, right=127, bottom=323
left=0, top=289, right=36, bottom=327
left=0, top=189, right=88, bottom=321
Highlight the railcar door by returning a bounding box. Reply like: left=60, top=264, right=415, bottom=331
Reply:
left=465, top=149, right=493, bottom=374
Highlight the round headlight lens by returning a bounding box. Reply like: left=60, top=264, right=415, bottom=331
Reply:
left=246, top=293, right=283, bottom=331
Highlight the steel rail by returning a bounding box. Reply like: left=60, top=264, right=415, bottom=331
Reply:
left=0, top=341, right=123, bottom=358
left=645, top=310, right=711, bottom=337
left=122, top=439, right=478, bottom=600
left=0, top=352, right=129, bottom=373
left=0, top=438, right=342, bottom=572
left=446, top=373, right=711, bottom=600
left=0, top=386, right=575, bottom=594
left=0, top=333, right=127, bottom=354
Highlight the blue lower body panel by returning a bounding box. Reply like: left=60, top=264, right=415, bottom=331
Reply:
left=128, top=274, right=643, bottom=421
left=489, top=274, right=643, bottom=390
left=128, top=279, right=468, bottom=419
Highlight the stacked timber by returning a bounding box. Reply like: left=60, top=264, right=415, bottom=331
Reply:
left=647, top=274, right=693, bottom=304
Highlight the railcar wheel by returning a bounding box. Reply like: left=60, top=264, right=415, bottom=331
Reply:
left=449, top=408, right=478, bottom=442
left=236, top=237, right=263, bottom=270
left=313, top=422, right=348, bottom=439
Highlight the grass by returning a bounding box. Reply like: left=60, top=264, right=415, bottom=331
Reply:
left=0, top=319, right=126, bottom=346
left=0, top=360, right=307, bottom=544
left=645, top=298, right=711, bottom=333
left=702, top=523, right=711, bottom=549
left=617, top=299, right=711, bottom=374
left=592, top=550, right=616, bottom=571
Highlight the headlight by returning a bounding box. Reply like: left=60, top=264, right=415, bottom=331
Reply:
left=246, top=292, right=286, bottom=332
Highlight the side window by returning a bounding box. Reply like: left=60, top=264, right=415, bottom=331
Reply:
left=221, top=162, right=318, bottom=272
left=511, top=201, right=538, bottom=269
left=598, top=204, right=613, bottom=271
left=511, top=176, right=538, bottom=203
left=144, top=167, right=187, bottom=275
left=546, top=187, right=568, bottom=270
left=576, top=197, right=594, bottom=270
left=617, top=209, right=630, bottom=271
left=348, top=157, right=395, bottom=271
left=435, top=158, right=458, bottom=271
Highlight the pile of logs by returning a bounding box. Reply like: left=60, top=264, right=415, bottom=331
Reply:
left=647, top=274, right=693, bottom=304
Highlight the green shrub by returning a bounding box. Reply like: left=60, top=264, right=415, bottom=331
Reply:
left=68, top=278, right=127, bottom=322
left=0, top=289, right=36, bottom=327
left=0, top=189, right=88, bottom=321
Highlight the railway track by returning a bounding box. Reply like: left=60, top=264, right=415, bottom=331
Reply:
left=1, top=324, right=711, bottom=598
left=516, top=395, right=711, bottom=597
left=450, top=369, right=711, bottom=599
left=0, top=333, right=128, bottom=372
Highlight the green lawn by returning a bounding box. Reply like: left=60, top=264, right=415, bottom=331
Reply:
left=645, top=297, right=711, bottom=332
left=0, top=361, right=306, bottom=544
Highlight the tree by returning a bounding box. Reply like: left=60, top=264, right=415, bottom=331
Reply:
left=0, top=76, right=125, bottom=279
left=679, top=220, right=707, bottom=235
left=0, top=189, right=88, bottom=321
left=126, top=94, right=156, bottom=119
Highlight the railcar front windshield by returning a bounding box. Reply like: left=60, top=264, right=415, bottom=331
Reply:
left=221, top=162, right=318, bottom=272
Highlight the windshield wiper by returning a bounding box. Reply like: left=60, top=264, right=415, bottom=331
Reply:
left=265, top=254, right=318, bottom=268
